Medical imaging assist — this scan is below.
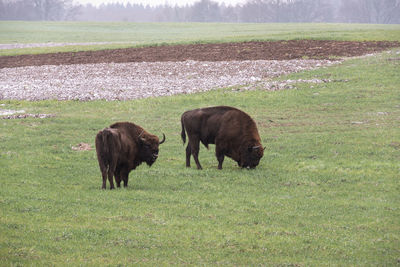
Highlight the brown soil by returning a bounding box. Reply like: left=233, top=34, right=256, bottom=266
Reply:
left=1, top=40, right=399, bottom=69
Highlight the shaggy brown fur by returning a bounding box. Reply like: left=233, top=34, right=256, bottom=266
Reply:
left=95, top=122, right=165, bottom=189
left=181, top=106, right=264, bottom=170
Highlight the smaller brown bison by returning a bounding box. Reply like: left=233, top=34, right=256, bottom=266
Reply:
left=181, top=106, right=264, bottom=170
left=95, top=122, right=165, bottom=189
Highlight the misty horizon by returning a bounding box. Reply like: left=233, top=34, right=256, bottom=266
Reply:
left=1, top=0, right=399, bottom=24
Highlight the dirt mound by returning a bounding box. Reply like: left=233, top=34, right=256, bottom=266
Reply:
left=1, top=40, right=399, bottom=69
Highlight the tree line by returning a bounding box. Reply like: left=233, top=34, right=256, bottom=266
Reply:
left=1, top=0, right=399, bottom=24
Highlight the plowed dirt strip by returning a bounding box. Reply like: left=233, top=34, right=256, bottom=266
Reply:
left=1, top=40, right=399, bottom=68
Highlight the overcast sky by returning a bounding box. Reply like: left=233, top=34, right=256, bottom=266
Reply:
left=72, top=0, right=248, bottom=7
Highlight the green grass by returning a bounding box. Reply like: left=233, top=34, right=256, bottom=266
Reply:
left=1, top=46, right=399, bottom=265
left=1, top=21, right=400, bottom=56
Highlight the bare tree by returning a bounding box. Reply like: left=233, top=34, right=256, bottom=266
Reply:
left=220, top=4, right=239, bottom=22
left=0, top=0, right=37, bottom=20
left=285, top=0, right=333, bottom=22
left=191, top=0, right=221, bottom=22
left=0, top=0, right=78, bottom=20
left=340, top=0, right=400, bottom=24
left=240, top=0, right=274, bottom=22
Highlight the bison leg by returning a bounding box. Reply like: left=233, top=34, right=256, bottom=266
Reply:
left=185, top=145, right=191, bottom=167
left=215, top=147, right=225, bottom=170
left=108, top=164, right=117, bottom=190
left=115, top=166, right=121, bottom=188
left=98, top=160, right=108, bottom=189
left=101, top=169, right=107, bottom=189
left=120, top=167, right=129, bottom=187
left=186, top=138, right=202, bottom=169
left=189, top=137, right=202, bottom=170
left=108, top=159, right=119, bottom=190
left=107, top=169, right=115, bottom=190
left=96, top=146, right=108, bottom=189
left=193, top=153, right=202, bottom=170
left=115, top=177, right=121, bottom=188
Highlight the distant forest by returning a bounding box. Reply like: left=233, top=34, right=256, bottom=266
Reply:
left=1, top=0, right=400, bottom=24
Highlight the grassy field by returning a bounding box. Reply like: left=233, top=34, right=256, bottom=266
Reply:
left=1, top=21, right=400, bottom=56
left=1, top=38, right=399, bottom=265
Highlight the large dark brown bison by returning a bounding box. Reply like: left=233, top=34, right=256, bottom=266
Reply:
left=181, top=106, right=264, bottom=170
left=95, top=122, right=165, bottom=189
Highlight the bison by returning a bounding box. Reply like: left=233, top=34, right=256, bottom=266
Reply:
left=181, top=106, right=264, bottom=170
left=95, top=122, right=165, bottom=189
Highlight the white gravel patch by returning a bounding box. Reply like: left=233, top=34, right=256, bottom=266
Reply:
left=0, top=108, right=25, bottom=116
left=0, top=59, right=340, bottom=101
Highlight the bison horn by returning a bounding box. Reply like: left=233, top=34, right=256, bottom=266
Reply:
left=159, top=133, right=166, bottom=145
left=137, top=130, right=146, bottom=143
left=138, top=130, right=144, bottom=138
left=252, top=145, right=261, bottom=150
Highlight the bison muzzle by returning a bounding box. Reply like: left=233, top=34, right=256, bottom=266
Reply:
left=95, top=122, right=165, bottom=189
left=181, top=106, right=264, bottom=170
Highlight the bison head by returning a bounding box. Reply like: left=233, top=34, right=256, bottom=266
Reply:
left=239, top=143, right=265, bottom=169
left=139, top=132, right=166, bottom=166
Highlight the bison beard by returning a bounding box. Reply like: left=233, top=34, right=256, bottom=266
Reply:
left=181, top=106, right=264, bottom=170
left=95, top=122, right=165, bottom=190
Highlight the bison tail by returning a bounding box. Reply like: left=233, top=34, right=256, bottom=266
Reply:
left=102, top=129, right=113, bottom=158
left=180, top=117, right=186, bottom=145
left=95, top=132, right=107, bottom=172
left=96, top=128, right=114, bottom=168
